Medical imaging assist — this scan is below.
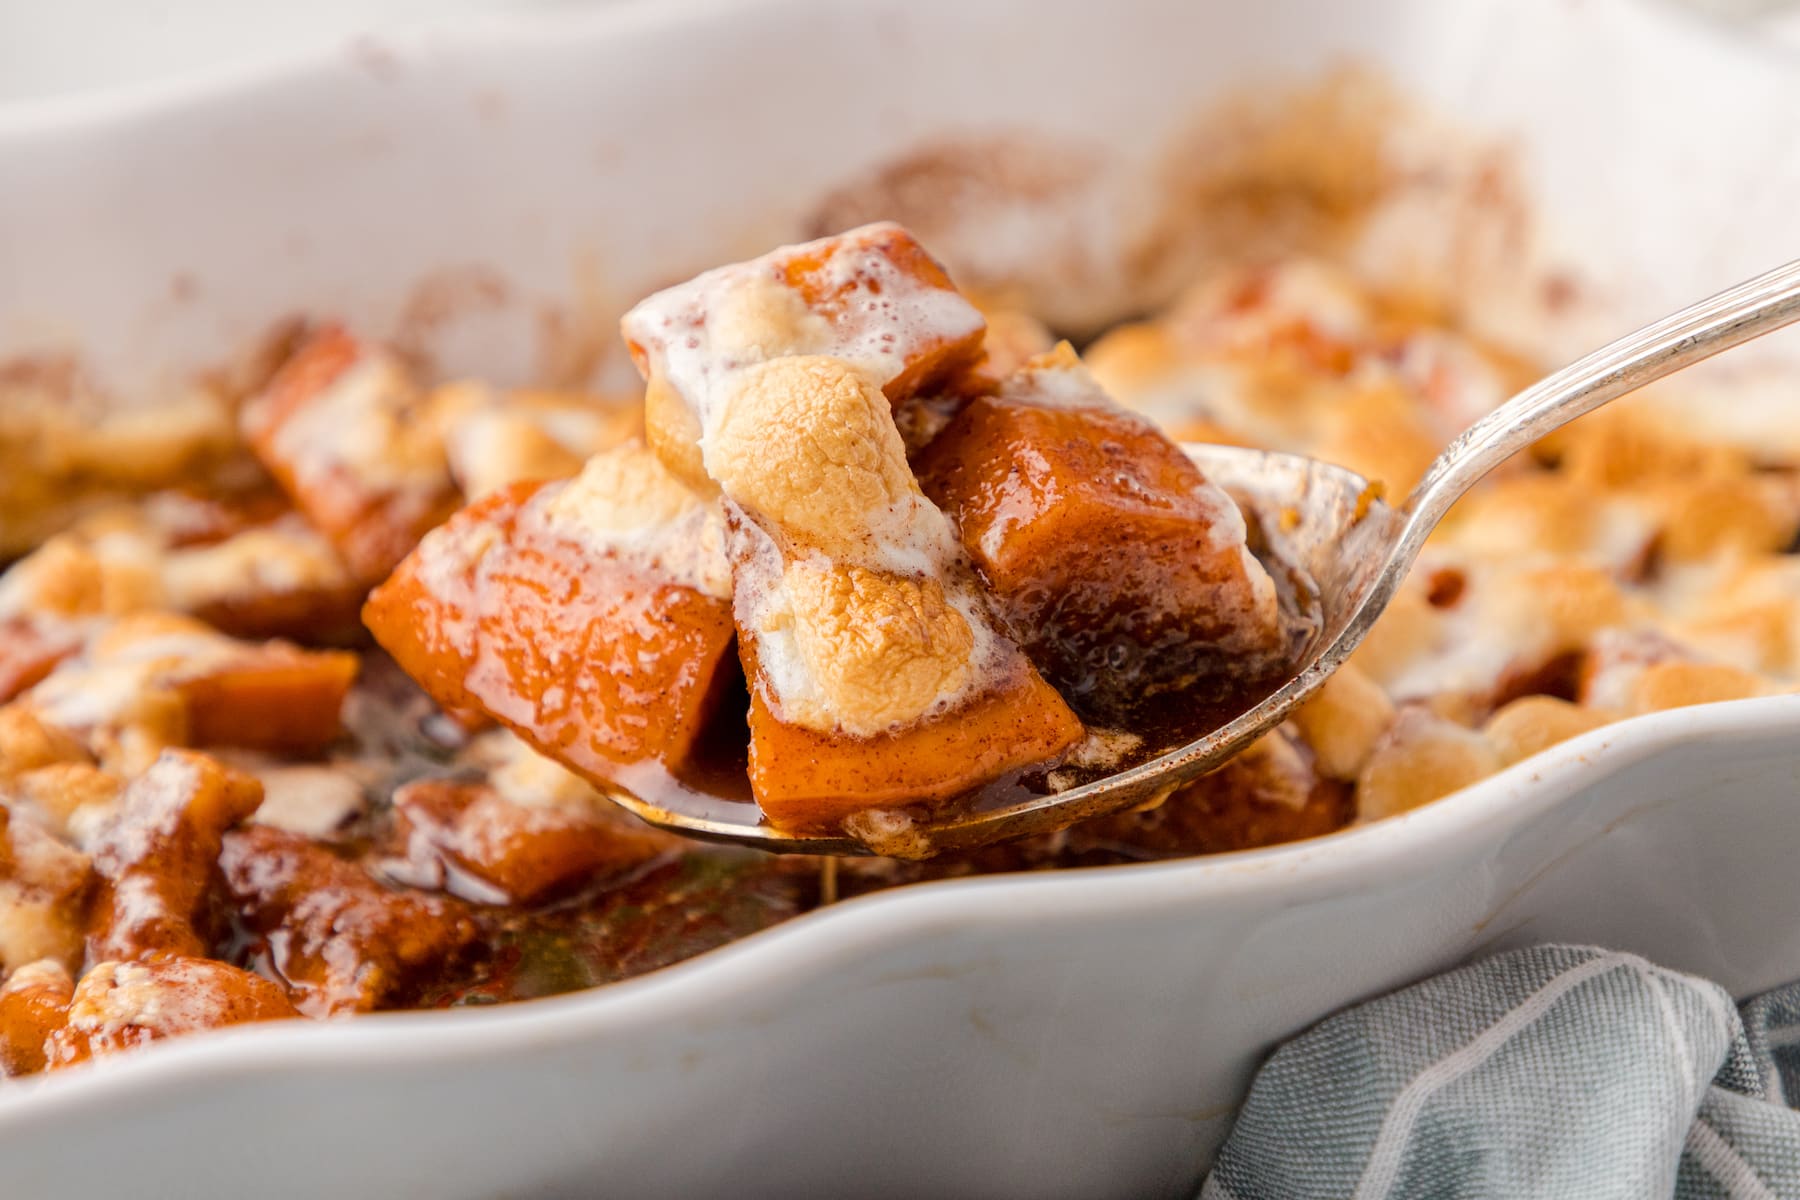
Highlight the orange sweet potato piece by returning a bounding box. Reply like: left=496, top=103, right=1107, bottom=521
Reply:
left=188, top=576, right=366, bottom=647
left=175, top=647, right=359, bottom=756
left=0, top=960, right=74, bottom=1076
left=740, top=640, right=1082, bottom=836
left=0, top=487, right=363, bottom=645
left=0, top=803, right=94, bottom=974
left=19, top=614, right=357, bottom=765
left=162, top=507, right=366, bottom=644
left=87, top=750, right=264, bottom=963
left=774, top=224, right=989, bottom=402
left=916, top=352, right=1287, bottom=713
left=622, top=223, right=988, bottom=414
left=391, top=779, right=678, bottom=904
left=43, top=956, right=298, bottom=1070
left=220, top=824, right=480, bottom=1016
left=242, top=325, right=462, bottom=583
left=365, top=481, right=738, bottom=784
left=0, top=617, right=80, bottom=704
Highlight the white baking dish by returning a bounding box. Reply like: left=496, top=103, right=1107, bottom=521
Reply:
left=3, top=1, right=1800, bottom=1196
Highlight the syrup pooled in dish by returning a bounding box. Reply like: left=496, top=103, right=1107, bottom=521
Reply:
left=370, top=223, right=1297, bottom=839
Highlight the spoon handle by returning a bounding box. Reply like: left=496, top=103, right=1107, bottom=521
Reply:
left=1399, top=255, right=1800, bottom=547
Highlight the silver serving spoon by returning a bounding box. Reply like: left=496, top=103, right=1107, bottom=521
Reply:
left=610, top=257, right=1800, bottom=857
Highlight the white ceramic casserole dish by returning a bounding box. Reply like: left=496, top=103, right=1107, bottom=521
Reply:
left=2, top=0, right=1800, bottom=1196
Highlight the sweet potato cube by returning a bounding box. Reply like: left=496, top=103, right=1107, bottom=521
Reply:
left=43, top=956, right=298, bottom=1069
left=365, top=468, right=738, bottom=784
left=0, top=618, right=80, bottom=704
left=176, top=646, right=359, bottom=756
left=773, top=223, right=989, bottom=401
left=740, top=640, right=1082, bottom=837
left=0, top=487, right=364, bottom=647
left=19, top=613, right=356, bottom=763
left=242, top=325, right=462, bottom=583
left=0, top=961, right=73, bottom=1076
left=391, top=778, right=678, bottom=904
left=87, top=749, right=265, bottom=962
left=917, top=348, right=1287, bottom=712
left=621, top=222, right=988, bottom=416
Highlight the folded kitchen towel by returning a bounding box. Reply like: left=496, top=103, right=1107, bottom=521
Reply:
left=1202, top=945, right=1800, bottom=1200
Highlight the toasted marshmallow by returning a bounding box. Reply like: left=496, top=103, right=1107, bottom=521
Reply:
left=621, top=225, right=1037, bottom=739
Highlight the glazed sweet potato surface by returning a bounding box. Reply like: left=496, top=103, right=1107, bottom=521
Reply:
left=241, top=326, right=463, bottom=584
left=364, top=476, right=739, bottom=784
left=917, top=346, right=1290, bottom=714
left=740, top=640, right=1082, bottom=834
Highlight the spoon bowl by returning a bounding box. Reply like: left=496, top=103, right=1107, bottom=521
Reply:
left=607, top=257, right=1800, bottom=856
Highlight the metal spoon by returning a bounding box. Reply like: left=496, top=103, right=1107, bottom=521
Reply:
left=610, top=257, right=1800, bottom=857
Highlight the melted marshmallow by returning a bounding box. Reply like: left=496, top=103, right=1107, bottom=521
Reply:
left=620, top=226, right=1009, bottom=737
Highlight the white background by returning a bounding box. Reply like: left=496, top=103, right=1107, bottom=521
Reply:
left=0, top=0, right=621, bottom=104
left=1, top=0, right=1796, bottom=107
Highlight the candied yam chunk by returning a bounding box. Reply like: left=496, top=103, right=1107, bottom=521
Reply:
left=622, top=221, right=987, bottom=404
left=0, top=616, right=80, bottom=704
left=973, top=305, right=1058, bottom=380
left=241, top=325, right=462, bottom=583
left=21, top=613, right=357, bottom=766
left=768, top=223, right=989, bottom=402
left=0, top=960, right=74, bottom=1076
left=161, top=514, right=363, bottom=644
left=0, top=493, right=362, bottom=645
left=365, top=443, right=738, bottom=784
left=620, top=222, right=989, bottom=487
left=741, top=640, right=1083, bottom=838
left=916, top=344, right=1288, bottom=713
left=389, top=777, right=678, bottom=905
left=220, top=824, right=480, bottom=1016
left=0, top=805, right=94, bottom=974
left=42, top=956, right=298, bottom=1070
left=0, top=705, right=89, bottom=777
left=174, top=644, right=359, bottom=757
left=86, top=750, right=264, bottom=963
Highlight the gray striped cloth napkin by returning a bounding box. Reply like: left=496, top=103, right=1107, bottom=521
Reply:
left=1203, top=945, right=1800, bottom=1199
